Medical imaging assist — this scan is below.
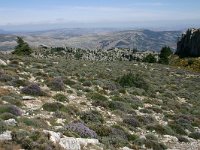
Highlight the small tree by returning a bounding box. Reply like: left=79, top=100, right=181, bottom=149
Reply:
left=12, top=37, right=32, bottom=56
left=159, top=46, right=173, bottom=64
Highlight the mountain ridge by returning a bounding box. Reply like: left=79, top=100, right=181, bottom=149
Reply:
left=0, top=29, right=182, bottom=51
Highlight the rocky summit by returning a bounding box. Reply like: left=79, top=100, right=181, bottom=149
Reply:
left=176, top=28, right=200, bottom=57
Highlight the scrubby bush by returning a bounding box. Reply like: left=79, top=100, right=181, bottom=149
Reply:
left=189, top=132, right=200, bottom=139
left=10, top=78, right=28, bottom=87
left=21, top=84, right=45, bottom=96
left=117, top=73, right=148, bottom=90
left=90, top=124, right=111, bottom=136
left=87, top=92, right=108, bottom=101
left=143, top=54, right=157, bottom=63
left=136, top=115, right=155, bottom=125
left=0, top=121, right=7, bottom=134
left=12, top=130, right=61, bottom=150
left=82, top=81, right=92, bottom=87
left=80, top=110, right=104, bottom=124
left=47, top=77, right=65, bottom=91
left=65, top=122, right=97, bottom=138
left=177, top=136, right=189, bottom=143
left=168, top=122, right=187, bottom=135
left=42, top=102, right=65, bottom=112
left=0, top=74, right=13, bottom=82
left=0, top=113, right=16, bottom=120
left=0, top=105, right=22, bottom=116
left=53, top=94, right=68, bottom=102
left=123, top=117, right=140, bottom=127
left=146, top=124, right=175, bottom=135
left=64, top=78, right=76, bottom=86
left=20, top=117, right=47, bottom=128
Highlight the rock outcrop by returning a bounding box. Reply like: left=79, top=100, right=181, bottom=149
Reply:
left=176, top=28, right=200, bottom=57
left=0, top=59, right=7, bottom=66
left=43, top=130, right=100, bottom=150
left=0, top=131, right=12, bottom=141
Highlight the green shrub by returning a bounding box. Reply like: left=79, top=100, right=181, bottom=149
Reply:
left=168, top=123, right=187, bottom=135
left=177, top=136, right=189, bottom=143
left=189, top=132, right=200, bottom=139
left=90, top=124, right=111, bottom=136
left=80, top=110, right=104, bottom=124
left=0, top=105, right=22, bottom=116
left=42, top=102, right=66, bottom=112
left=1, top=96, right=22, bottom=106
left=20, top=117, right=47, bottom=128
left=0, top=113, right=16, bottom=120
left=0, top=121, right=7, bottom=134
left=143, top=54, right=157, bottom=63
left=146, top=124, right=175, bottom=135
left=53, top=94, right=68, bottom=102
left=117, top=73, right=148, bottom=90
left=47, top=77, right=65, bottom=91
left=82, top=81, right=92, bottom=87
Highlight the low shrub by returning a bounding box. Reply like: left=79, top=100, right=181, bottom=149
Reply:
left=168, top=122, right=187, bottom=135
left=0, top=105, right=22, bottom=116
left=90, top=124, right=111, bottom=136
left=53, top=94, right=68, bottom=102
left=0, top=121, right=7, bottom=134
left=20, top=117, right=47, bottom=128
left=47, top=77, right=65, bottom=91
left=0, top=113, right=16, bottom=120
left=146, top=124, right=175, bottom=135
left=123, top=117, right=140, bottom=127
left=80, top=110, right=104, bottom=124
left=42, top=102, right=66, bottom=112
left=87, top=92, right=108, bottom=101
left=117, top=73, right=148, bottom=90
left=65, top=122, right=97, bottom=138
left=21, top=84, right=45, bottom=96
left=177, top=136, right=189, bottom=143
left=1, top=96, right=22, bottom=106
left=189, top=132, right=200, bottom=140
left=82, top=81, right=92, bottom=87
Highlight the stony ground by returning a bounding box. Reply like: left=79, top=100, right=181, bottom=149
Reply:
left=0, top=54, right=200, bottom=150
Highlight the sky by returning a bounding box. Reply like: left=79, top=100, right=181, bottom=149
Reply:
left=0, top=0, right=200, bottom=31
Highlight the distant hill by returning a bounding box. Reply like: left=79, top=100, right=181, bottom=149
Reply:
left=0, top=28, right=182, bottom=51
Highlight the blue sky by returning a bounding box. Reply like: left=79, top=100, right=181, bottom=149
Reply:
left=0, top=0, right=200, bottom=30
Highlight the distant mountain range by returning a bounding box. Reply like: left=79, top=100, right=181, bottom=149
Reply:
left=0, top=28, right=182, bottom=51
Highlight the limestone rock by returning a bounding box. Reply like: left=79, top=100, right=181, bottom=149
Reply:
left=43, top=130, right=100, bottom=150
left=59, top=137, right=81, bottom=150
left=43, top=130, right=62, bottom=143
left=0, top=131, right=12, bottom=141
left=4, top=119, right=17, bottom=126
left=22, top=96, right=36, bottom=100
left=0, top=59, right=7, bottom=66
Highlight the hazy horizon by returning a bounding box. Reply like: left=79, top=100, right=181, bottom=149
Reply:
left=0, top=0, right=200, bottom=31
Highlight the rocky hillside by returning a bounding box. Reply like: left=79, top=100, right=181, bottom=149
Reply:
left=0, top=29, right=181, bottom=51
left=176, top=28, right=200, bottom=57
left=0, top=53, right=200, bottom=150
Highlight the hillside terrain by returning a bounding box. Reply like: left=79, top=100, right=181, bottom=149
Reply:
left=0, top=52, right=200, bottom=150
left=0, top=29, right=181, bottom=51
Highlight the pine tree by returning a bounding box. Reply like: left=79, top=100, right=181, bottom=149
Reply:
left=12, top=37, right=32, bottom=56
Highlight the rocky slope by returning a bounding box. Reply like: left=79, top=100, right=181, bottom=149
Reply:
left=0, top=53, right=200, bottom=150
left=176, top=28, right=200, bottom=57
